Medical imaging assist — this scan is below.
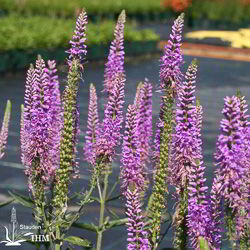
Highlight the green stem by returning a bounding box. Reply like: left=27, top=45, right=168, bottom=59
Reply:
left=96, top=174, right=109, bottom=250
left=55, top=226, right=61, bottom=250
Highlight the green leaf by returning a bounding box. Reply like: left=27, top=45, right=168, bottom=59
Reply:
left=8, top=191, right=33, bottom=208
left=72, top=222, right=97, bottom=232
left=64, top=236, right=92, bottom=247
left=0, top=198, right=13, bottom=208
left=105, top=218, right=128, bottom=229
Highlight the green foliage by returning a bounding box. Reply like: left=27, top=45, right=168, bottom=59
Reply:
left=8, top=191, right=34, bottom=208
left=0, top=15, right=159, bottom=52
left=0, top=198, right=13, bottom=208
left=64, top=236, right=92, bottom=247
left=190, top=0, right=250, bottom=24
left=0, top=0, right=165, bottom=18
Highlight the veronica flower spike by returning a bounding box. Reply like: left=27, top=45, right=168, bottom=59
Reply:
left=96, top=72, right=125, bottom=163
left=66, top=10, right=88, bottom=69
left=121, top=104, right=150, bottom=249
left=214, top=95, right=249, bottom=247
left=126, top=185, right=150, bottom=250
left=103, top=10, right=126, bottom=95
left=53, top=10, right=88, bottom=210
left=84, top=83, right=99, bottom=165
left=149, top=14, right=185, bottom=249
left=159, top=12, right=184, bottom=94
left=0, top=100, right=11, bottom=159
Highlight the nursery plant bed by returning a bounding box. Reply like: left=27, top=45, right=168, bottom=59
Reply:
left=0, top=41, right=159, bottom=73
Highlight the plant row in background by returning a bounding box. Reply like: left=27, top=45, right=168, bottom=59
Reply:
left=186, top=0, right=250, bottom=26
left=1, top=0, right=250, bottom=26
left=0, top=15, right=159, bottom=52
left=0, top=0, right=166, bottom=19
left=0, top=9, right=249, bottom=250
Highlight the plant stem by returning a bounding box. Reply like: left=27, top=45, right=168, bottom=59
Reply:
left=96, top=173, right=109, bottom=250
left=55, top=226, right=61, bottom=250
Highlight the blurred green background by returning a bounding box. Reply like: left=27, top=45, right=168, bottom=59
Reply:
left=0, top=0, right=250, bottom=52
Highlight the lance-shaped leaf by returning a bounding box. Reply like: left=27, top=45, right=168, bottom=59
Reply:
left=64, top=236, right=92, bottom=247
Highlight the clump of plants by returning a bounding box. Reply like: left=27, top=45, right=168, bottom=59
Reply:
left=0, top=9, right=249, bottom=250
left=0, top=15, right=159, bottom=52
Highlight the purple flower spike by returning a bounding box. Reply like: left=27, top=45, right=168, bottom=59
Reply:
left=43, top=60, right=62, bottom=173
left=22, top=57, right=62, bottom=189
left=66, top=10, right=88, bottom=68
left=84, top=83, right=99, bottom=165
left=214, top=96, right=246, bottom=208
left=104, top=10, right=126, bottom=95
left=21, top=64, right=35, bottom=167
left=170, top=60, right=197, bottom=190
left=121, top=104, right=143, bottom=192
left=214, top=95, right=250, bottom=246
left=0, top=100, right=11, bottom=159
left=210, top=176, right=223, bottom=249
left=125, top=185, right=150, bottom=250
left=159, top=13, right=184, bottom=95
left=97, top=72, right=125, bottom=162
left=137, top=79, right=153, bottom=164
left=187, top=100, right=221, bottom=250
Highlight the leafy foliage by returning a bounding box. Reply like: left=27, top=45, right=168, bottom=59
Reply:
left=0, top=15, right=159, bottom=52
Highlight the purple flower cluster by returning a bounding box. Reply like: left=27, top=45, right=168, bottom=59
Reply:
left=121, top=80, right=153, bottom=249
left=121, top=104, right=143, bottom=192
left=0, top=100, right=11, bottom=159
left=168, top=61, right=221, bottom=249
left=103, top=10, right=125, bottom=95
left=84, top=83, right=99, bottom=165
left=187, top=101, right=221, bottom=249
left=154, top=13, right=185, bottom=159
left=214, top=95, right=250, bottom=243
left=21, top=57, right=61, bottom=190
left=159, top=13, right=184, bottom=95
left=121, top=80, right=152, bottom=191
left=97, top=72, right=125, bottom=162
left=215, top=96, right=247, bottom=208
left=125, top=186, right=150, bottom=250
left=170, top=61, right=198, bottom=191
left=66, top=10, right=88, bottom=68
left=135, top=79, right=152, bottom=164
left=83, top=12, right=126, bottom=168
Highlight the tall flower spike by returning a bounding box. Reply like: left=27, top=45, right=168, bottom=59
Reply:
left=159, top=12, right=184, bottom=96
left=53, top=11, right=88, bottom=209
left=125, top=185, right=150, bottom=250
left=210, top=175, right=223, bottom=249
left=137, top=79, right=153, bottom=164
left=170, top=60, right=197, bottom=189
left=103, top=10, right=125, bottom=95
left=187, top=100, right=220, bottom=250
left=66, top=10, right=88, bottom=68
left=169, top=60, right=197, bottom=249
left=121, top=104, right=143, bottom=192
left=97, top=72, right=125, bottom=163
left=149, top=14, right=185, bottom=247
left=53, top=59, right=81, bottom=209
left=22, top=57, right=62, bottom=190
left=43, top=60, right=62, bottom=173
left=84, top=83, right=99, bottom=165
left=214, top=96, right=248, bottom=246
left=26, top=55, right=49, bottom=184
left=21, top=64, right=35, bottom=167
left=0, top=100, right=11, bottom=159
